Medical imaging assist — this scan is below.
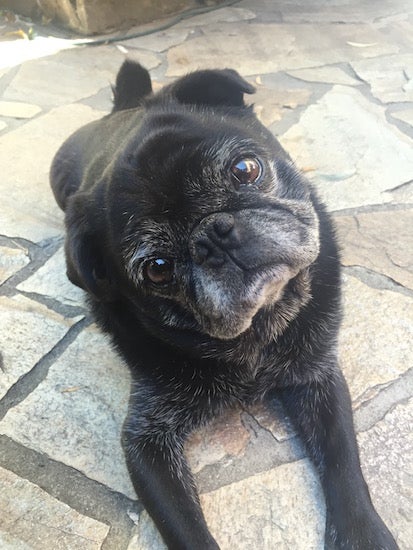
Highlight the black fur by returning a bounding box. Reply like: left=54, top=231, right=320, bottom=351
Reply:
left=50, top=60, right=398, bottom=550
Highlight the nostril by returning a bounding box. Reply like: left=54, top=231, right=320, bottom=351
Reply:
left=195, top=241, right=210, bottom=264
left=192, top=237, right=226, bottom=267
left=213, top=214, right=235, bottom=237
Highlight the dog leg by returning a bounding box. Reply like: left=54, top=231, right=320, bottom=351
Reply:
left=277, top=368, right=398, bottom=550
left=122, top=389, right=219, bottom=550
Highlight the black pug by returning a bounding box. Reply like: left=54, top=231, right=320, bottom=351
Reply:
left=50, top=60, right=397, bottom=550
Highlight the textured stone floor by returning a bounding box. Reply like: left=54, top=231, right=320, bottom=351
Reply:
left=0, top=1, right=412, bottom=549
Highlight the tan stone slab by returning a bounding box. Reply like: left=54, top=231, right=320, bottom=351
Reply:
left=280, top=85, right=413, bottom=211
left=0, top=325, right=134, bottom=499
left=287, top=66, right=361, bottom=86
left=167, top=23, right=398, bottom=76
left=358, top=399, right=413, bottom=550
left=17, top=247, right=85, bottom=307
left=0, top=101, right=42, bottom=119
left=250, top=86, right=311, bottom=127
left=340, top=275, right=413, bottom=408
left=186, top=409, right=250, bottom=474
left=0, top=465, right=109, bottom=549
left=3, top=46, right=159, bottom=107
left=0, top=294, right=80, bottom=400
left=128, top=459, right=325, bottom=550
left=0, top=103, right=103, bottom=242
left=335, top=210, right=413, bottom=289
left=0, top=244, right=30, bottom=285
left=248, top=401, right=296, bottom=443
left=351, top=54, right=413, bottom=103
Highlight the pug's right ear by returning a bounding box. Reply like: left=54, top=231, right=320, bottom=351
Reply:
left=64, top=194, right=114, bottom=301
left=163, top=68, right=255, bottom=108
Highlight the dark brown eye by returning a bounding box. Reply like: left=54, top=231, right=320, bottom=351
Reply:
left=144, top=258, right=174, bottom=284
left=230, top=157, right=263, bottom=186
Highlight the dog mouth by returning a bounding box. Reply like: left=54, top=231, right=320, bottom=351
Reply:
left=192, top=263, right=297, bottom=340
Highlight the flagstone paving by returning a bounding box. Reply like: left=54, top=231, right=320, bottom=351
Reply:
left=0, top=1, right=412, bottom=549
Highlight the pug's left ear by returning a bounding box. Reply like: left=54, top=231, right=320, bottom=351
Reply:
left=164, top=69, right=255, bottom=107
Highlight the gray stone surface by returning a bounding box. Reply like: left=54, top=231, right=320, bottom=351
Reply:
left=2, top=46, right=156, bottom=107
left=174, top=6, right=256, bottom=27
left=277, top=0, right=413, bottom=24
left=0, top=326, right=134, bottom=499
left=280, top=85, right=413, bottom=210
left=351, top=53, right=413, bottom=103
left=17, top=247, right=85, bottom=307
left=167, top=22, right=398, bottom=76
left=0, top=294, right=79, bottom=400
left=340, top=275, right=413, bottom=408
left=0, top=103, right=103, bottom=242
left=0, top=244, right=30, bottom=285
left=0, top=465, right=109, bottom=549
left=335, top=210, right=413, bottom=289
left=128, top=459, right=325, bottom=550
left=287, top=66, right=361, bottom=86
left=120, top=29, right=189, bottom=52
left=358, top=399, right=413, bottom=550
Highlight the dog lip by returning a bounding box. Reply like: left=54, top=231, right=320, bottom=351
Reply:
left=204, top=264, right=295, bottom=326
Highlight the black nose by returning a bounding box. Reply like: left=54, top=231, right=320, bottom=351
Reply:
left=190, top=213, right=239, bottom=268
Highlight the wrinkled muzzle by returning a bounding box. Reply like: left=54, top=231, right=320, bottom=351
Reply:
left=188, top=206, right=319, bottom=339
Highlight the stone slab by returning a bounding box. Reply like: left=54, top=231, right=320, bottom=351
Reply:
left=0, top=244, right=30, bottom=285
left=174, top=6, right=256, bottom=27
left=358, top=399, right=413, bottom=550
left=250, top=85, right=311, bottom=127
left=0, top=326, right=134, bottom=499
left=128, top=399, right=411, bottom=549
left=280, top=85, right=413, bottom=210
left=120, top=29, right=189, bottom=53
left=0, top=465, right=109, bottom=549
left=186, top=409, right=250, bottom=474
left=351, top=54, right=413, bottom=103
left=0, top=294, right=79, bottom=400
left=391, top=108, right=413, bottom=128
left=167, top=23, right=398, bottom=76
left=335, top=210, right=413, bottom=289
left=248, top=400, right=296, bottom=443
left=340, top=275, right=413, bottom=408
left=0, top=100, right=41, bottom=119
left=17, top=247, right=85, bottom=307
left=278, top=0, right=413, bottom=24
left=128, top=459, right=325, bottom=550
left=287, top=66, right=361, bottom=86
left=0, top=103, right=103, bottom=242
left=3, top=46, right=135, bottom=107
left=0, top=121, right=7, bottom=131
left=0, top=36, right=75, bottom=71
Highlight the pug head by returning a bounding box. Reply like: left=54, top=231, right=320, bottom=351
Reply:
left=116, top=79, right=319, bottom=340
left=66, top=66, right=320, bottom=342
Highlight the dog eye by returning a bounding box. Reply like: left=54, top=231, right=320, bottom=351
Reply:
left=144, top=259, right=174, bottom=285
left=230, top=157, right=263, bottom=186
